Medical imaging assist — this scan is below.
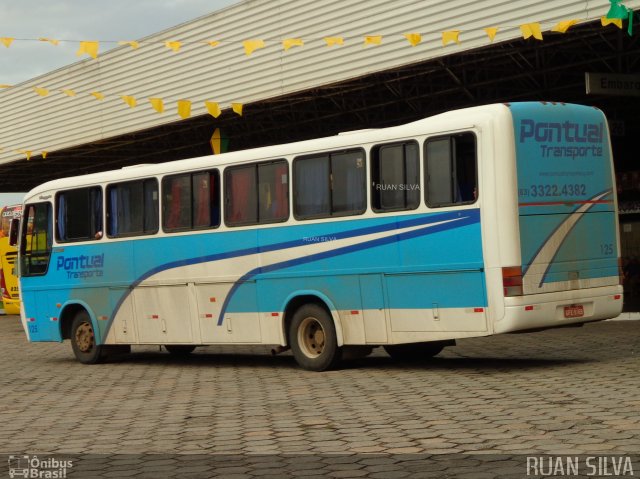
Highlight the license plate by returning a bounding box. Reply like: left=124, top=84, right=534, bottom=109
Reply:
left=564, top=305, right=584, bottom=318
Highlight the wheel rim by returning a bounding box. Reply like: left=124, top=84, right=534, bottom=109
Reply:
left=298, top=316, right=326, bottom=358
left=75, top=322, right=95, bottom=353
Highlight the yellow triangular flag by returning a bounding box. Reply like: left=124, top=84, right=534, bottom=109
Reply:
left=403, top=33, right=422, bottom=47
left=324, top=36, right=344, bottom=46
left=165, top=41, right=182, bottom=52
left=149, top=98, right=164, bottom=113
left=17, top=150, right=32, bottom=161
left=364, top=35, right=382, bottom=46
left=205, top=101, right=221, bottom=118
left=0, top=37, right=14, bottom=48
left=90, top=91, right=105, bottom=101
left=552, top=20, right=578, bottom=33
left=283, top=38, right=304, bottom=51
left=76, top=41, right=99, bottom=59
left=211, top=128, right=221, bottom=155
left=121, top=95, right=137, bottom=108
left=232, top=103, right=243, bottom=116
left=118, top=41, right=140, bottom=49
left=442, top=31, right=461, bottom=46
left=0, top=84, right=12, bottom=89
left=34, top=87, right=49, bottom=97
left=38, top=38, right=60, bottom=46
left=61, top=89, right=76, bottom=97
left=177, top=100, right=192, bottom=119
left=42, top=151, right=48, bottom=159
left=243, top=39, right=265, bottom=56
left=206, top=41, right=220, bottom=47
left=601, top=17, right=623, bottom=28
left=520, top=23, right=543, bottom=40
left=484, top=27, right=499, bottom=41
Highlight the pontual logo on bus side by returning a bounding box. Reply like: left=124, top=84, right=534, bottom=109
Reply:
left=56, top=254, right=105, bottom=279
left=519, top=120, right=604, bottom=144
left=56, top=254, right=104, bottom=271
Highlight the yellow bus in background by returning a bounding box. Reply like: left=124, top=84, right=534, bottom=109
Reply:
left=0, top=205, right=22, bottom=315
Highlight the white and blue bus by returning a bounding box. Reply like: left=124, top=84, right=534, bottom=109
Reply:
left=14, top=102, right=623, bottom=370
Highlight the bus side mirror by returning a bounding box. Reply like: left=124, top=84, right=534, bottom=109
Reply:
left=9, top=218, right=19, bottom=247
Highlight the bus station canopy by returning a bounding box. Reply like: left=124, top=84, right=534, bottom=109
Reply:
left=0, top=0, right=638, bottom=192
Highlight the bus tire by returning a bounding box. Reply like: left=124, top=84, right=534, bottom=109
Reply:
left=165, top=345, right=196, bottom=356
left=70, top=310, right=105, bottom=364
left=384, top=340, right=450, bottom=361
left=289, top=304, right=341, bottom=371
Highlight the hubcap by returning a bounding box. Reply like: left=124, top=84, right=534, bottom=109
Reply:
left=75, top=322, right=95, bottom=353
left=298, top=316, right=325, bottom=358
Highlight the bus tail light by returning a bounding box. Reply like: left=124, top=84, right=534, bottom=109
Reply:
left=503, top=266, right=523, bottom=297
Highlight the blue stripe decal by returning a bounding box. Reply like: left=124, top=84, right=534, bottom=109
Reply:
left=521, top=188, right=612, bottom=278
left=217, top=213, right=480, bottom=325
left=107, top=209, right=480, bottom=332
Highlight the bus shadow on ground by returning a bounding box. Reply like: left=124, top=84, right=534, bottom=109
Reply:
left=106, top=349, right=591, bottom=372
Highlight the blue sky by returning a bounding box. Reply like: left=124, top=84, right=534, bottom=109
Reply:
left=0, top=0, right=240, bottom=85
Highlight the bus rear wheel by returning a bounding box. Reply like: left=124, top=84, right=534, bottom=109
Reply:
left=70, top=311, right=105, bottom=364
left=289, top=304, right=341, bottom=371
left=384, top=340, right=452, bottom=362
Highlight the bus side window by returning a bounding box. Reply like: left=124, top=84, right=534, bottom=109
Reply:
left=107, top=179, right=159, bottom=237
left=56, top=187, right=102, bottom=242
left=371, top=141, right=420, bottom=212
left=294, top=149, right=365, bottom=220
left=162, top=170, right=220, bottom=232
left=425, top=132, right=477, bottom=207
left=225, top=160, right=288, bottom=227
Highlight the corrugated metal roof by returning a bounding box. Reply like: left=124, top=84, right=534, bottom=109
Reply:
left=1, top=0, right=637, bottom=165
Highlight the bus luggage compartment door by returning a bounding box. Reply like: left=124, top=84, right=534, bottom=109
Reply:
left=385, top=271, right=487, bottom=332
left=133, top=285, right=194, bottom=344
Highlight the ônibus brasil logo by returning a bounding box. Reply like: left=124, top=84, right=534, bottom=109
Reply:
left=7, top=455, right=73, bottom=478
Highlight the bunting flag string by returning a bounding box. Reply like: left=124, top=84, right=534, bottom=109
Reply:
left=1, top=9, right=636, bottom=160
left=4, top=93, right=244, bottom=160
left=0, top=11, right=635, bottom=62
left=3, top=82, right=245, bottom=121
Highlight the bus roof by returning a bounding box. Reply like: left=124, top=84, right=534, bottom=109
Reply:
left=23, top=102, right=602, bottom=201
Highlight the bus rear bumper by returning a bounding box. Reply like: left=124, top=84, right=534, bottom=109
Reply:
left=496, top=285, right=623, bottom=334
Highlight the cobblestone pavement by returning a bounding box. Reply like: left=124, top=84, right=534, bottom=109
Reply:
left=0, top=316, right=638, bottom=478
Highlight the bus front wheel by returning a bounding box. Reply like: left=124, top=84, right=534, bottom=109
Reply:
left=289, top=304, right=341, bottom=371
left=70, top=311, right=105, bottom=364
